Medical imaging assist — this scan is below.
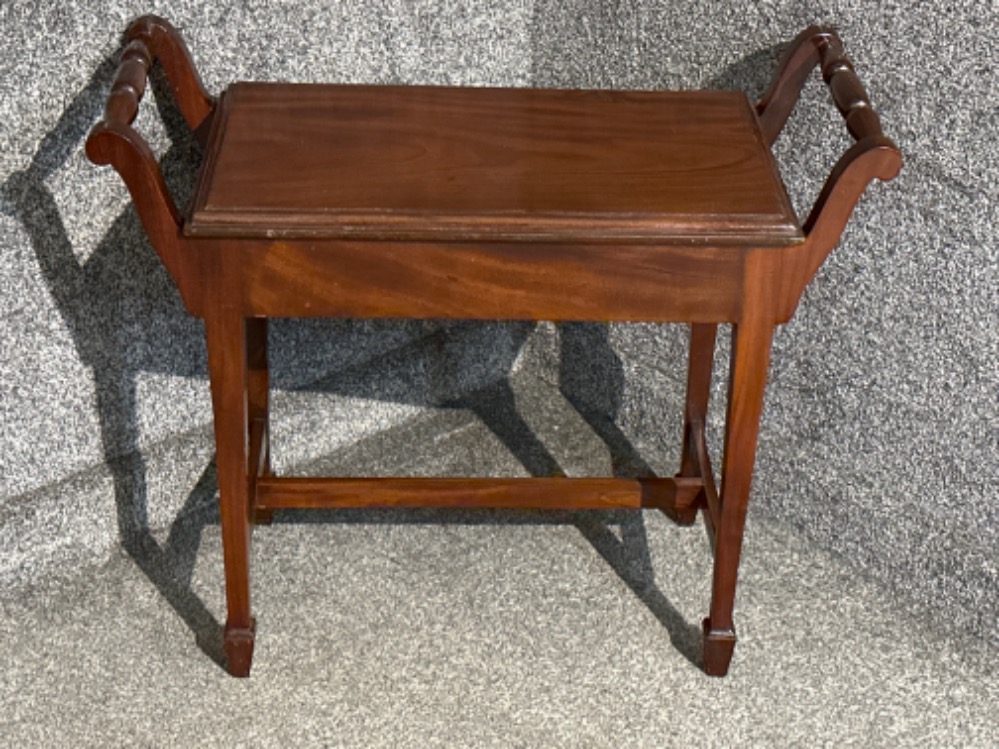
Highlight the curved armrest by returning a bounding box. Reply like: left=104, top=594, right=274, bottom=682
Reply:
left=757, top=27, right=902, bottom=321
left=126, top=15, right=215, bottom=135
left=756, top=27, right=902, bottom=227
left=85, top=16, right=214, bottom=312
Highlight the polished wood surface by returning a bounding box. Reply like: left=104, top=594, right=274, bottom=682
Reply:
left=677, top=324, right=718, bottom=528
left=231, top=239, right=744, bottom=321
left=256, top=476, right=704, bottom=515
left=86, top=17, right=901, bottom=679
left=186, top=83, right=801, bottom=244
left=187, top=84, right=801, bottom=244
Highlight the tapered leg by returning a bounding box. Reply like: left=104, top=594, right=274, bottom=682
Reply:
left=672, top=324, right=718, bottom=524
left=246, top=317, right=273, bottom=525
left=702, top=318, right=774, bottom=676
left=678, top=325, right=718, bottom=464
left=206, top=309, right=256, bottom=677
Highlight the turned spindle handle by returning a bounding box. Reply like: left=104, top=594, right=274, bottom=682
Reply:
left=100, top=39, right=152, bottom=130
left=87, top=15, right=215, bottom=167
left=756, top=26, right=893, bottom=146
left=815, top=30, right=883, bottom=141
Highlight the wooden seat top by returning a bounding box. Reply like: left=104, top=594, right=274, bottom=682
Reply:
left=186, top=82, right=802, bottom=245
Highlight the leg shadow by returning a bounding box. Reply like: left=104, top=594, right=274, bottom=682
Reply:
left=575, top=512, right=703, bottom=667
left=446, top=378, right=565, bottom=479
left=558, top=323, right=701, bottom=667
left=559, top=323, right=653, bottom=477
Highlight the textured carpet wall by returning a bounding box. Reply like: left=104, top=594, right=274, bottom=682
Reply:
left=1, top=0, right=996, bottom=651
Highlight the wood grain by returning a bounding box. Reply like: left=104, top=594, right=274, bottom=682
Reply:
left=187, top=83, right=801, bottom=244
left=256, top=476, right=703, bottom=514
left=232, top=238, right=744, bottom=322
left=703, top=250, right=777, bottom=676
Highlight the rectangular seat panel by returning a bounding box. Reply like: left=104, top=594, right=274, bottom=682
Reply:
left=186, top=83, right=802, bottom=245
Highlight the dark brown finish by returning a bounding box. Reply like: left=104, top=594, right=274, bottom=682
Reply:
left=702, top=618, right=737, bottom=676
left=756, top=25, right=902, bottom=324
left=187, top=84, right=801, bottom=245
left=705, top=259, right=776, bottom=675
left=255, top=476, right=704, bottom=514
left=126, top=15, right=215, bottom=133
left=204, top=303, right=255, bottom=676
left=232, top=239, right=745, bottom=322
left=757, top=25, right=884, bottom=145
left=86, top=18, right=901, bottom=678
left=246, top=317, right=272, bottom=525
left=84, top=16, right=211, bottom=315
left=677, top=324, right=718, bottom=527
left=689, top=420, right=720, bottom=545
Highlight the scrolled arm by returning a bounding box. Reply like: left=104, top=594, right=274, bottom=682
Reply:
left=803, top=135, right=901, bottom=240
left=756, top=26, right=903, bottom=238
left=759, top=27, right=903, bottom=322
left=85, top=16, right=214, bottom=313
left=86, top=35, right=182, bottom=241
left=790, top=28, right=902, bottom=250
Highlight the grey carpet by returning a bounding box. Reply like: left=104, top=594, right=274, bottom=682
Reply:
left=2, top=372, right=997, bottom=746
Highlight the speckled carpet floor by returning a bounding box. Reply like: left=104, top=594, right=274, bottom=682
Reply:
left=2, top=378, right=996, bottom=747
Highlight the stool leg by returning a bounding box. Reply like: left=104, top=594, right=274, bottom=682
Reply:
left=246, top=317, right=273, bottom=525
left=672, top=324, right=717, bottom=525
left=703, top=318, right=774, bottom=676
left=679, top=325, right=717, bottom=472
left=206, top=309, right=256, bottom=677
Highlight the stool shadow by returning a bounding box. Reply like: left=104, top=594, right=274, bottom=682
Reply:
left=2, top=52, right=226, bottom=669
left=706, top=41, right=787, bottom=94
left=7, top=35, right=783, bottom=673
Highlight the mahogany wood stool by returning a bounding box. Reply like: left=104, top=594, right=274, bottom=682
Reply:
left=87, top=16, right=900, bottom=677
